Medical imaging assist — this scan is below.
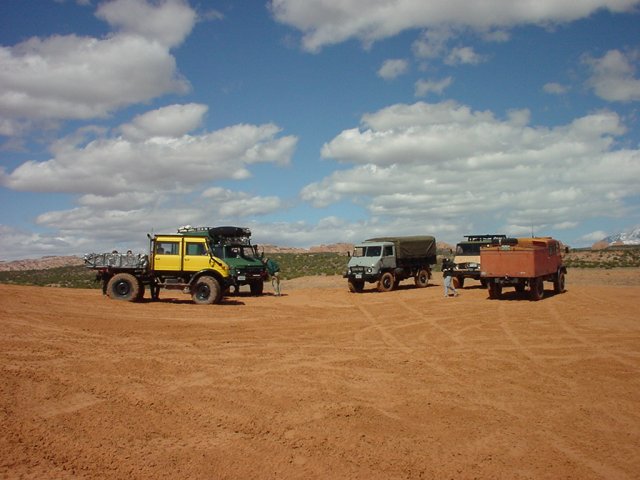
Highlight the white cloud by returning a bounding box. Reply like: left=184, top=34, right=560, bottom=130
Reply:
left=120, top=103, right=208, bottom=140
left=580, top=230, right=609, bottom=243
left=543, top=82, right=569, bottom=94
left=412, top=27, right=454, bottom=60
left=377, top=59, right=409, bottom=80
left=96, top=0, right=197, bottom=48
left=0, top=102, right=298, bottom=260
left=0, top=0, right=194, bottom=129
left=201, top=187, right=283, bottom=217
left=414, top=77, right=453, bottom=97
left=445, top=46, right=486, bottom=65
left=1, top=104, right=297, bottom=196
left=584, top=49, right=640, bottom=102
left=270, top=0, right=640, bottom=52
left=303, top=100, right=639, bottom=235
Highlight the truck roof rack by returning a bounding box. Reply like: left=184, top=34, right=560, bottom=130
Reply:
left=177, top=226, right=252, bottom=238
left=462, top=234, right=507, bottom=242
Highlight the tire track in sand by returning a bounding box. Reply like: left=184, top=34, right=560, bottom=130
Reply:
left=349, top=298, right=413, bottom=354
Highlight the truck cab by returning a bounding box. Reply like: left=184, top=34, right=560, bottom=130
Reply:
left=177, top=226, right=268, bottom=295
left=348, top=241, right=396, bottom=277
left=151, top=235, right=223, bottom=273
left=452, top=234, right=506, bottom=288
left=345, top=236, right=435, bottom=293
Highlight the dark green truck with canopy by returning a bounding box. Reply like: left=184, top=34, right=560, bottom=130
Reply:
left=344, top=235, right=437, bottom=292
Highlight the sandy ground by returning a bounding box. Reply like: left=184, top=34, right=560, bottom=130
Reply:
left=1, top=269, right=639, bottom=479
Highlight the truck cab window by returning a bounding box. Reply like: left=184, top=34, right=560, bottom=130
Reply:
left=186, top=242, right=207, bottom=256
left=157, top=242, right=178, bottom=255
left=383, top=246, right=393, bottom=257
left=366, top=246, right=381, bottom=257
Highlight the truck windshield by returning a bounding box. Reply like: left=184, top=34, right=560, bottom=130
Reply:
left=456, top=243, right=481, bottom=255
left=353, top=246, right=382, bottom=257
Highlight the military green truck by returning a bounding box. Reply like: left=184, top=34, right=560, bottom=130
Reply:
left=344, top=235, right=437, bottom=292
left=451, top=234, right=506, bottom=288
left=178, top=226, right=269, bottom=295
left=84, top=232, right=231, bottom=304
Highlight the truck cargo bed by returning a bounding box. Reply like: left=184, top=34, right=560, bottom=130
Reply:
left=84, top=252, right=148, bottom=270
left=481, top=241, right=561, bottom=279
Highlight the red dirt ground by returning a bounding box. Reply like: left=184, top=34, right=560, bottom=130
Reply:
left=1, top=269, right=639, bottom=479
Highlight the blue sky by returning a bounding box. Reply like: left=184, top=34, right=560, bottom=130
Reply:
left=1, top=0, right=639, bottom=260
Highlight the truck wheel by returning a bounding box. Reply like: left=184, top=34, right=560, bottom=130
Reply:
left=530, top=278, right=544, bottom=301
left=348, top=280, right=364, bottom=293
left=488, top=281, right=502, bottom=299
left=378, top=272, right=395, bottom=292
left=249, top=280, right=264, bottom=295
left=553, top=271, right=565, bottom=293
left=452, top=277, right=464, bottom=289
left=106, top=273, right=140, bottom=302
left=415, top=269, right=429, bottom=288
left=192, top=276, right=222, bottom=305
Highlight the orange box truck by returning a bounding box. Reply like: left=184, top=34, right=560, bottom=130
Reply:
left=480, top=237, right=567, bottom=300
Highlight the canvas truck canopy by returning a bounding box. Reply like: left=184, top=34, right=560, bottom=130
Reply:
left=366, top=236, right=437, bottom=261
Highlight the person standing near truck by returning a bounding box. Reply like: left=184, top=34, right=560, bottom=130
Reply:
left=264, top=257, right=281, bottom=296
left=442, top=259, right=458, bottom=298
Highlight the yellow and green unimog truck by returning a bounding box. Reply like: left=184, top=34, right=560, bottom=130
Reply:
left=84, top=232, right=231, bottom=304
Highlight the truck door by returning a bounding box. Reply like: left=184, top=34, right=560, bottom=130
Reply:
left=381, top=245, right=396, bottom=269
left=184, top=239, right=210, bottom=272
left=153, top=239, right=182, bottom=271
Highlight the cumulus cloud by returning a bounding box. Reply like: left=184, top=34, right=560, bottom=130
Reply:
left=270, top=0, right=639, bottom=52
left=377, top=59, right=409, bottom=80
left=302, top=100, right=639, bottom=234
left=96, top=0, right=196, bottom=48
left=0, top=0, right=195, bottom=131
left=0, top=103, right=298, bottom=258
left=1, top=103, right=297, bottom=196
left=201, top=187, right=283, bottom=218
left=543, top=82, right=569, bottom=94
left=584, top=49, right=640, bottom=102
left=580, top=230, right=609, bottom=243
left=119, top=103, right=208, bottom=140
left=444, top=46, right=486, bottom=65
left=414, top=77, right=453, bottom=97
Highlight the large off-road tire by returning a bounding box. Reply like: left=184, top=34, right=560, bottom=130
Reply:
left=106, top=273, right=140, bottom=302
left=414, top=269, right=430, bottom=288
left=530, top=277, right=544, bottom=301
left=348, top=279, right=364, bottom=293
left=488, top=281, right=502, bottom=299
left=377, top=272, right=395, bottom=292
left=191, top=276, right=222, bottom=305
left=249, top=280, right=264, bottom=296
left=553, top=271, right=565, bottom=294
left=452, top=276, right=464, bottom=289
